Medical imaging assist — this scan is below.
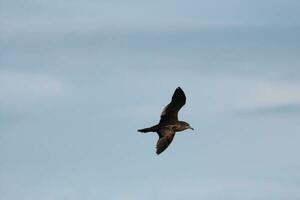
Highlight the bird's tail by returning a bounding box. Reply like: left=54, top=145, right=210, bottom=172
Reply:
left=138, top=125, right=158, bottom=133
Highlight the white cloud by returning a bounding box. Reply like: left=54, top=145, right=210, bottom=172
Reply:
left=0, top=70, right=66, bottom=108
left=203, top=75, right=300, bottom=110
left=156, top=178, right=300, bottom=200
left=240, top=80, right=300, bottom=109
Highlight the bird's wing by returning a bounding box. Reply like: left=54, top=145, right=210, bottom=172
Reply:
left=160, top=87, right=186, bottom=122
left=156, top=128, right=175, bottom=155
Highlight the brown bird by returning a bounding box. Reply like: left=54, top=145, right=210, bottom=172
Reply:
left=138, top=87, right=194, bottom=155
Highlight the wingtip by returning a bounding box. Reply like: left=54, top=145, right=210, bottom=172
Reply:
left=176, top=87, right=184, bottom=92
left=173, top=87, right=185, bottom=98
left=155, top=148, right=161, bottom=155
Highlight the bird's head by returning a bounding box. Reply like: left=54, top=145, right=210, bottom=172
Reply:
left=180, top=121, right=194, bottom=131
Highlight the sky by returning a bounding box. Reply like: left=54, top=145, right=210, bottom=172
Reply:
left=1, top=0, right=300, bottom=199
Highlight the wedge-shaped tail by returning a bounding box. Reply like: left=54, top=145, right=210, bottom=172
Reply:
left=138, top=125, right=158, bottom=133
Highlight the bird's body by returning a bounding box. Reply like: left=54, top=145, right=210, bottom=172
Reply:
left=138, top=87, right=193, bottom=155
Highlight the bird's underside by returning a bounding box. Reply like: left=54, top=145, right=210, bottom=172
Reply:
left=138, top=87, right=191, bottom=155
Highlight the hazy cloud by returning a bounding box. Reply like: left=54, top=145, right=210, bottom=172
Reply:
left=0, top=70, right=66, bottom=108
left=238, top=103, right=300, bottom=117
left=158, top=178, right=300, bottom=200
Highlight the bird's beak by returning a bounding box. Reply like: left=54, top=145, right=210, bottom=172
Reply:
left=189, top=126, right=194, bottom=130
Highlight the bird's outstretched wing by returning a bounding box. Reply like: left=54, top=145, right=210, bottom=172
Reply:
left=156, top=127, right=175, bottom=155
left=160, top=87, right=186, bottom=123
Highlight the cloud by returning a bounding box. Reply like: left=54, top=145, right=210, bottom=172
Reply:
left=230, top=79, right=300, bottom=109
left=229, top=79, right=300, bottom=117
left=124, top=178, right=298, bottom=200
left=0, top=70, right=66, bottom=108
left=238, top=103, right=300, bottom=117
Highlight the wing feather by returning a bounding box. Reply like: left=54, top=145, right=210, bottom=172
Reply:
left=160, top=87, right=186, bottom=122
left=156, top=128, right=175, bottom=155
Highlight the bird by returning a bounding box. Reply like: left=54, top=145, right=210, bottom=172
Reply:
left=138, top=87, right=194, bottom=155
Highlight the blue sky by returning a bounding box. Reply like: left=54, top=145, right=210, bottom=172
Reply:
left=1, top=0, right=300, bottom=199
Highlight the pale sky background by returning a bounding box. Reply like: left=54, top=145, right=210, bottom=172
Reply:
left=1, top=0, right=300, bottom=200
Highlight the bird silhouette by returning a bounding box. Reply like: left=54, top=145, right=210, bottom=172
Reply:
left=138, top=87, right=193, bottom=155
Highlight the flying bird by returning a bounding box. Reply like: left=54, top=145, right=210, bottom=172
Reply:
left=138, top=87, right=194, bottom=155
